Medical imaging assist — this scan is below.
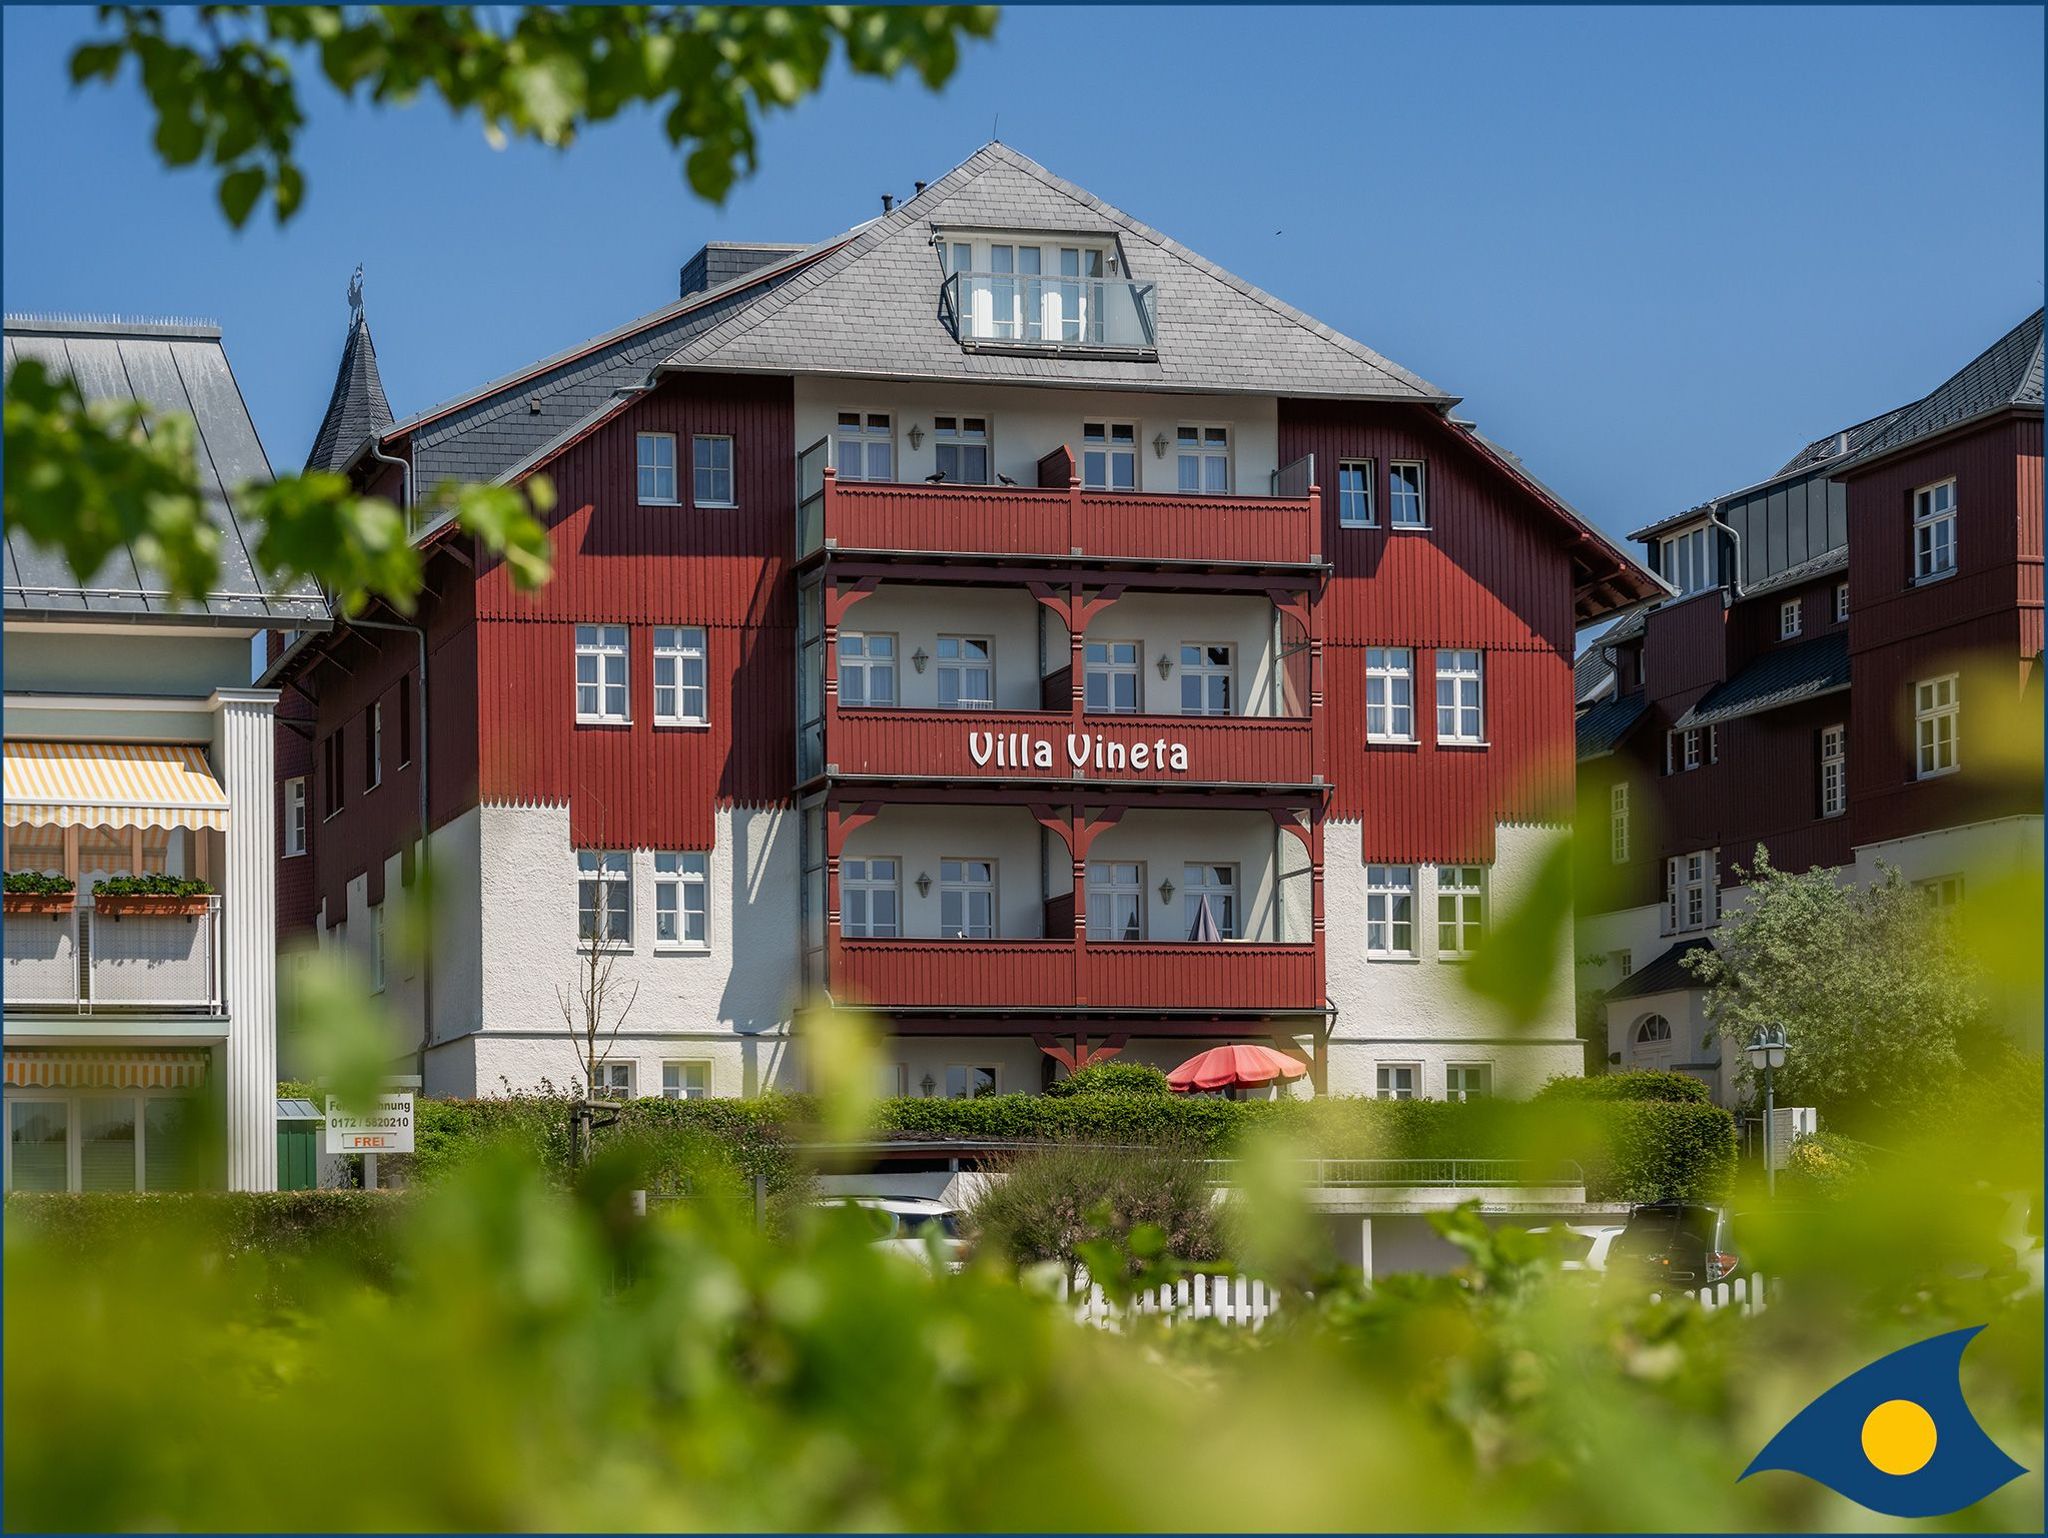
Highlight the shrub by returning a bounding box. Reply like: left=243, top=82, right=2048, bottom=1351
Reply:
left=1782, top=1130, right=1877, bottom=1199
left=91, top=873, right=215, bottom=897
left=965, top=1141, right=1222, bottom=1274
left=3, top=870, right=73, bottom=895
left=1534, top=1069, right=1711, bottom=1104
left=1043, top=1061, right=1172, bottom=1098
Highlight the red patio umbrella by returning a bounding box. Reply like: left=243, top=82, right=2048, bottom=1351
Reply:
left=1166, top=1043, right=1309, bottom=1093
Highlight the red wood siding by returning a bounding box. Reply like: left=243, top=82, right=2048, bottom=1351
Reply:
left=473, top=374, right=796, bottom=849
left=827, top=708, right=1314, bottom=786
left=830, top=936, right=1321, bottom=1012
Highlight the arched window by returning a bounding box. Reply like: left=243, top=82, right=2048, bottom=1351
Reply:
left=1635, top=1014, right=1672, bottom=1044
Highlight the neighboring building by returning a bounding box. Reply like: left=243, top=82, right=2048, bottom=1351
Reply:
left=269, top=144, right=1655, bottom=1103
left=3, top=315, right=330, bottom=1190
left=1576, top=309, right=2044, bottom=1101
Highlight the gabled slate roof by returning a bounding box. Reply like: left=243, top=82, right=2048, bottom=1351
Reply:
left=306, top=308, right=393, bottom=473
left=1774, top=405, right=1916, bottom=478
left=1673, top=631, right=1849, bottom=731
left=1574, top=647, right=1616, bottom=707
left=1739, top=544, right=1847, bottom=600
left=1606, top=939, right=1714, bottom=1001
left=661, top=143, right=1450, bottom=401
left=4, top=315, right=329, bottom=626
left=1834, top=307, right=2044, bottom=471
left=1576, top=691, right=1649, bottom=760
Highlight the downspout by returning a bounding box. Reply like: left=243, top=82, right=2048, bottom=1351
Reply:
left=1706, top=504, right=1746, bottom=600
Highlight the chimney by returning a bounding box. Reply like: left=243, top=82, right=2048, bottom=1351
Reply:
left=881, top=193, right=895, bottom=214
left=914, top=180, right=927, bottom=197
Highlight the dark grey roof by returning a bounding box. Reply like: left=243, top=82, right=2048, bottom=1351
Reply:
left=1574, top=647, right=1616, bottom=707
left=1607, top=939, right=1714, bottom=1001
left=663, top=143, right=1451, bottom=401
left=1673, top=631, right=1849, bottom=731
left=1739, top=544, right=1847, bottom=600
left=4, top=316, right=330, bottom=626
left=1774, top=404, right=1916, bottom=478
left=679, top=242, right=807, bottom=300
left=1834, top=308, right=2044, bottom=470
left=305, top=309, right=392, bottom=472
left=1576, top=691, right=1649, bottom=760
left=276, top=1098, right=323, bottom=1120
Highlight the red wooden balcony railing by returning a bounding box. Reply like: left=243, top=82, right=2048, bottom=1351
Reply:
left=828, top=707, right=1316, bottom=786
left=829, top=936, right=1323, bottom=1013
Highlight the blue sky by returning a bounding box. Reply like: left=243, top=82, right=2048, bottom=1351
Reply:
left=4, top=5, right=2042, bottom=549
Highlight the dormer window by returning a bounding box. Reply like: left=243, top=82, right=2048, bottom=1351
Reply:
left=1659, top=523, right=1714, bottom=597
left=939, top=231, right=1156, bottom=356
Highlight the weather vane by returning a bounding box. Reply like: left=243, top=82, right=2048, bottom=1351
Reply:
left=347, top=264, right=364, bottom=321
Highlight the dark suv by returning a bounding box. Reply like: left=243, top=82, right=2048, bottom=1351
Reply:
left=1607, top=1202, right=1740, bottom=1288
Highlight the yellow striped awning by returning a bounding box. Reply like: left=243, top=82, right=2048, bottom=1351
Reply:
left=4, top=740, right=228, bottom=832
left=4, top=1049, right=209, bottom=1090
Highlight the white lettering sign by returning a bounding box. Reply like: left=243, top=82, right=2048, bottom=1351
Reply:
left=324, top=1092, right=415, bottom=1155
left=968, top=730, right=1191, bottom=775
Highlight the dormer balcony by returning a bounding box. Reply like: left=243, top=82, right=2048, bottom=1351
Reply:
left=940, top=269, right=1158, bottom=358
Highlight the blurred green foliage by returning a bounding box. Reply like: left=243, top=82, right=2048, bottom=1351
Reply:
left=1534, top=1068, right=1713, bottom=1104
left=1041, top=1061, right=1174, bottom=1097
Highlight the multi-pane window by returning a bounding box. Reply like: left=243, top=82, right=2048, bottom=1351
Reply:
left=1665, top=850, right=1716, bottom=934
left=1183, top=863, right=1238, bottom=940
left=593, top=1062, right=633, bottom=1101
left=365, top=702, right=383, bottom=789
left=637, top=432, right=678, bottom=503
left=1436, top=866, right=1484, bottom=957
left=842, top=857, right=900, bottom=938
left=1365, top=647, right=1415, bottom=742
left=1179, top=643, right=1233, bottom=716
left=1365, top=865, right=1416, bottom=958
left=1176, top=424, right=1230, bottom=494
left=1780, top=599, right=1802, bottom=640
left=835, top=412, right=894, bottom=481
left=946, top=1065, right=999, bottom=1099
left=939, top=859, right=996, bottom=939
left=574, top=625, right=630, bottom=723
left=1084, top=640, right=1141, bottom=714
left=1668, top=726, right=1708, bottom=773
left=838, top=632, right=897, bottom=708
left=1609, top=782, right=1631, bottom=864
left=692, top=434, right=734, bottom=506
left=1337, top=459, right=1374, bottom=527
left=1445, top=1064, right=1490, bottom=1102
left=1375, top=1064, right=1418, bottom=1101
left=1082, top=421, right=1137, bottom=490
left=1616, top=949, right=1634, bottom=978
left=321, top=727, right=344, bottom=818
left=1835, top=582, right=1850, bottom=623
left=654, top=852, right=708, bottom=949
left=1819, top=724, right=1847, bottom=818
left=1660, top=525, right=1712, bottom=597
left=1914, top=674, right=1959, bottom=777
left=284, top=776, right=308, bottom=857
left=577, top=850, right=632, bottom=944
left=1635, top=1015, right=1672, bottom=1045
left=933, top=416, right=990, bottom=484
left=1913, top=479, right=1957, bottom=581
left=1435, top=649, right=1484, bottom=743
left=985, top=243, right=1039, bottom=341
left=1918, top=874, right=1965, bottom=912
left=1389, top=461, right=1427, bottom=527
left=936, top=636, right=995, bottom=709
left=662, top=1062, right=710, bottom=1100
left=1057, top=247, right=1107, bottom=343
left=397, top=674, right=413, bottom=767
left=653, top=627, right=708, bottom=725
left=1086, top=861, right=1145, bottom=941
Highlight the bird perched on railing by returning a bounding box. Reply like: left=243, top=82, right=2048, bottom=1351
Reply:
left=997, top=473, right=1018, bottom=486
left=924, top=470, right=948, bottom=484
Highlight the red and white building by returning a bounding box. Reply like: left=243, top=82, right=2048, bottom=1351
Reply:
left=270, top=145, right=1655, bottom=1101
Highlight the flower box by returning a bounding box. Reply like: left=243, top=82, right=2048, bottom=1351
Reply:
left=2, top=892, right=75, bottom=915
left=91, top=892, right=213, bottom=918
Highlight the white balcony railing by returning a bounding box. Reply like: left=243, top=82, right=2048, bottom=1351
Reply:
left=2, top=896, right=224, bottom=1014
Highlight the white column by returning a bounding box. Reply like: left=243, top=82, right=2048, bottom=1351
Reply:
left=212, top=686, right=281, bottom=1191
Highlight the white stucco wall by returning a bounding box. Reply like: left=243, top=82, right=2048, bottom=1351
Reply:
left=1081, top=591, right=1282, bottom=717
left=4, top=624, right=256, bottom=699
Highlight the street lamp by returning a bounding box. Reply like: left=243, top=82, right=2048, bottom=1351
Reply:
left=1745, top=1024, right=1790, bottom=1197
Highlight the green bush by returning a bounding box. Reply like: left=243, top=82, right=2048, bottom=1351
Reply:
left=1534, top=1069, right=1711, bottom=1104
left=966, top=1142, right=1222, bottom=1273
left=1782, top=1130, right=1877, bottom=1199
left=1042, top=1061, right=1172, bottom=1098
left=91, top=873, right=214, bottom=897
left=3, top=870, right=73, bottom=895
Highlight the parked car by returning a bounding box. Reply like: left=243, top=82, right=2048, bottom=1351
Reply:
left=1606, top=1202, right=1740, bottom=1288
left=1529, top=1222, right=1627, bottom=1273
left=818, top=1197, right=967, bottom=1270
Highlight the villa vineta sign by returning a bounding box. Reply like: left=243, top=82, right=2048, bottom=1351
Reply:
left=968, top=729, right=1192, bottom=774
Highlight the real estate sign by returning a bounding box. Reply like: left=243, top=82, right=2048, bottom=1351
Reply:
left=324, top=1092, right=415, bottom=1155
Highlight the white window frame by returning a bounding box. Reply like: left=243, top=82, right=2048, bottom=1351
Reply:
left=1086, top=860, right=1146, bottom=941
left=936, top=635, right=996, bottom=710
left=577, top=850, right=633, bottom=947
left=1835, top=581, right=1850, bottom=623
left=933, top=415, right=991, bottom=485
left=1444, top=1063, right=1490, bottom=1102
left=661, top=1061, right=711, bottom=1100
left=1365, top=647, right=1416, bottom=743
left=1435, top=865, right=1484, bottom=959
left=1375, top=1063, right=1419, bottom=1101
left=1659, top=525, right=1712, bottom=597
left=653, top=626, right=708, bottom=726
left=637, top=431, right=678, bottom=504
left=1609, top=782, right=1631, bottom=864
left=1365, top=864, right=1416, bottom=959
left=593, top=1061, right=634, bottom=1101
left=1914, top=674, right=1959, bottom=778
left=1081, top=421, right=1137, bottom=492
left=1779, top=599, right=1802, bottom=640
left=1819, top=724, right=1847, bottom=818
left=1175, top=423, right=1232, bottom=495
left=1182, top=862, right=1239, bottom=940
left=1083, top=639, right=1142, bottom=715
left=1388, top=461, right=1428, bottom=528
left=1178, top=642, right=1234, bottom=717
left=365, top=702, right=383, bottom=789
left=1635, top=1015, right=1672, bottom=1046
left=939, top=858, right=998, bottom=940
left=284, top=776, right=308, bottom=858
left=654, top=851, right=709, bottom=951
left=1337, top=458, right=1375, bottom=528
left=945, top=1064, right=1002, bottom=1100
left=1435, top=649, right=1484, bottom=744
left=841, top=856, right=901, bottom=939
left=5, top=1089, right=204, bottom=1194
left=1912, top=478, right=1957, bottom=583
left=692, top=434, right=735, bottom=507
left=1665, top=850, right=1716, bottom=935
left=1918, top=874, right=1965, bottom=912
left=1616, top=949, right=1634, bottom=978
left=1669, top=726, right=1705, bottom=773
left=574, top=625, right=631, bottom=724
left=837, top=631, right=898, bottom=709
left=834, top=411, right=894, bottom=483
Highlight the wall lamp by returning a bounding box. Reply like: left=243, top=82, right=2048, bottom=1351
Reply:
left=1155, top=653, right=1174, bottom=680
left=1151, top=431, right=1171, bottom=459
left=911, top=647, right=930, bottom=674
left=1158, top=878, right=1175, bottom=905
left=915, top=871, right=932, bottom=898
left=907, top=424, right=925, bottom=450
left=920, top=1073, right=937, bottom=1097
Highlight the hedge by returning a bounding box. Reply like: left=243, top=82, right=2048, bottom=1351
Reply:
left=1532, top=1070, right=1712, bottom=1104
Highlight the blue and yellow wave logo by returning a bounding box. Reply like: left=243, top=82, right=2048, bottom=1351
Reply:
left=1743, top=1325, right=2025, bottom=1518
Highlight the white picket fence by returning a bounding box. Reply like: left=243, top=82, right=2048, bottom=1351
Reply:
left=1055, top=1270, right=1280, bottom=1330
left=1656, top=1271, right=1771, bottom=1316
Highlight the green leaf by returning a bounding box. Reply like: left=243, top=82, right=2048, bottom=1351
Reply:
left=68, top=42, right=123, bottom=84
left=217, top=166, right=266, bottom=227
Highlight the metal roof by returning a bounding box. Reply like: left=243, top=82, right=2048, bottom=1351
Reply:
left=306, top=306, right=393, bottom=473
left=4, top=315, right=330, bottom=627
left=1832, top=307, right=2044, bottom=472
left=1738, top=544, right=1848, bottom=600
left=1672, top=631, right=1850, bottom=731
left=1575, top=691, right=1649, bottom=761
left=1606, top=939, right=1714, bottom=1001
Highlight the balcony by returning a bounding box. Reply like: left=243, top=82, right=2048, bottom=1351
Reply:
left=798, top=451, right=1321, bottom=570
left=830, top=936, right=1321, bottom=1014
left=3, top=896, right=225, bottom=1015
left=940, top=270, right=1158, bottom=358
